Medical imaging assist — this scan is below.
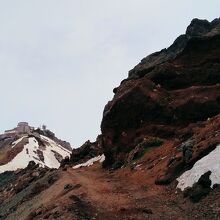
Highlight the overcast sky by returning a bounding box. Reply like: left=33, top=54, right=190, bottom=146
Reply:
left=0, top=1, right=219, bottom=148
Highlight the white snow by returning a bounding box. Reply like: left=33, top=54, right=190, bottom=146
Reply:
left=73, top=154, right=105, bottom=169
left=40, top=135, right=71, bottom=168
left=177, top=144, right=220, bottom=191
left=0, top=136, right=71, bottom=174
left=40, top=135, right=71, bottom=154
left=0, top=137, right=44, bottom=173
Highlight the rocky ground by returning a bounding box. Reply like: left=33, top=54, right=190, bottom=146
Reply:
left=1, top=162, right=220, bottom=220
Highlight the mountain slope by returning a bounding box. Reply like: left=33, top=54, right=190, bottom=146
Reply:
left=0, top=125, right=71, bottom=173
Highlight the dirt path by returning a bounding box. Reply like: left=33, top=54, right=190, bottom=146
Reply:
left=3, top=164, right=188, bottom=220
left=64, top=165, right=172, bottom=219
left=66, top=166, right=132, bottom=212
left=63, top=165, right=189, bottom=220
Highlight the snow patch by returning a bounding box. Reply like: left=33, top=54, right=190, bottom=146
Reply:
left=41, top=136, right=71, bottom=168
left=0, top=137, right=44, bottom=173
left=73, top=154, right=105, bottom=169
left=177, top=144, right=220, bottom=191
left=40, top=135, right=71, bottom=154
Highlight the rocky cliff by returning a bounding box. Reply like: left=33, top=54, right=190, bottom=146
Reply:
left=101, top=18, right=220, bottom=171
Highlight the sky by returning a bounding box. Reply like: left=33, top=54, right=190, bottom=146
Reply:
left=0, top=1, right=219, bottom=148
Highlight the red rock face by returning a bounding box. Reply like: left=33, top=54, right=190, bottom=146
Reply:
left=0, top=137, right=28, bottom=166
left=101, top=18, right=220, bottom=167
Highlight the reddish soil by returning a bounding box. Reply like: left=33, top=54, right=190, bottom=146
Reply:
left=2, top=161, right=219, bottom=220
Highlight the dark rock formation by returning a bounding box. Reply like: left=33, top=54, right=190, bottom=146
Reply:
left=128, top=18, right=220, bottom=79
left=70, top=135, right=103, bottom=165
left=101, top=18, right=220, bottom=168
left=183, top=171, right=212, bottom=202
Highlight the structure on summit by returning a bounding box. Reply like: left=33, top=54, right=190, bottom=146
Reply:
left=4, top=122, right=34, bottom=135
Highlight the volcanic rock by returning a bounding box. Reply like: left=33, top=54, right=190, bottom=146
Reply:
left=101, top=18, right=220, bottom=169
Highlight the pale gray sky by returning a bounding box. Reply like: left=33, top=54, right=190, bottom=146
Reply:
left=0, top=1, right=219, bottom=147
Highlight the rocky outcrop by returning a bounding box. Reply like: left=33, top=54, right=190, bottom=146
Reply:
left=128, top=18, right=220, bottom=79
left=101, top=18, right=220, bottom=169
left=183, top=171, right=213, bottom=203
left=70, top=135, right=103, bottom=165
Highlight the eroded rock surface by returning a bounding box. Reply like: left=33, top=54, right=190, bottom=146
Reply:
left=101, top=18, right=220, bottom=171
